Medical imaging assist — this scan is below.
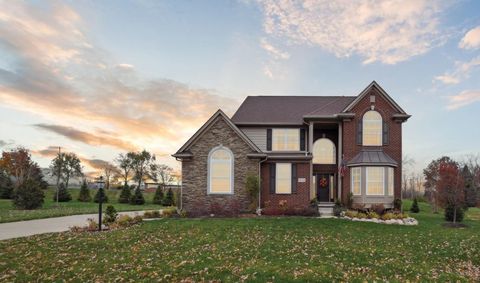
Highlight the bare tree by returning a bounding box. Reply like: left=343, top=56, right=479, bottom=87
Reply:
left=103, top=162, right=120, bottom=190
left=155, top=164, right=174, bottom=189
left=116, top=152, right=135, bottom=186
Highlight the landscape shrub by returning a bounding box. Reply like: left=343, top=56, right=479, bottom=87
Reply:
left=129, top=187, right=145, bottom=205
left=118, top=185, right=131, bottom=203
left=162, top=188, right=174, bottom=206
left=245, top=174, right=260, bottom=211
left=12, top=179, right=45, bottom=209
left=115, top=214, right=143, bottom=228
left=53, top=183, right=72, bottom=202
left=143, top=210, right=161, bottom=218
left=0, top=173, right=13, bottom=199
left=94, top=187, right=108, bottom=203
left=333, top=200, right=343, bottom=217
left=410, top=198, right=420, bottom=213
left=104, top=205, right=118, bottom=224
left=344, top=210, right=358, bottom=218
left=370, top=204, right=385, bottom=215
left=162, top=208, right=175, bottom=218
left=152, top=186, right=164, bottom=205
left=381, top=212, right=395, bottom=220
left=179, top=209, right=188, bottom=218
left=77, top=180, right=91, bottom=202
left=367, top=211, right=379, bottom=219
left=356, top=212, right=367, bottom=219
left=394, top=198, right=402, bottom=210
left=444, top=204, right=464, bottom=222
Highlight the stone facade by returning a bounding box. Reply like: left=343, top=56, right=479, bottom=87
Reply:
left=181, top=116, right=259, bottom=216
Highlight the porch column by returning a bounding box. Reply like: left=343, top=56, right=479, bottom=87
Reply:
left=309, top=122, right=314, bottom=200
left=337, top=121, right=342, bottom=200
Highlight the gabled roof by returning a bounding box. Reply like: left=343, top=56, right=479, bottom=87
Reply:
left=347, top=149, right=398, bottom=167
left=231, top=96, right=355, bottom=125
left=173, top=110, right=262, bottom=158
left=343, top=81, right=407, bottom=114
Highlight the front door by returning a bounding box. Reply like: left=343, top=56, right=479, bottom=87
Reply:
left=316, top=174, right=330, bottom=202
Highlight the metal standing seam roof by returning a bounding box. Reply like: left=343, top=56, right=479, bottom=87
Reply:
left=347, top=150, right=398, bottom=167
left=230, top=96, right=356, bottom=125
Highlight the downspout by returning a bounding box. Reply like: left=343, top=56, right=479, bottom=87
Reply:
left=175, top=157, right=183, bottom=211
left=258, top=156, right=268, bottom=213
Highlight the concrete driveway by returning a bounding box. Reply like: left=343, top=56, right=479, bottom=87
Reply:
left=0, top=211, right=146, bottom=241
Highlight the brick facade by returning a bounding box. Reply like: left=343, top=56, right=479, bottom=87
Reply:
left=261, top=162, right=311, bottom=209
left=342, top=86, right=402, bottom=202
left=181, top=116, right=259, bottom=216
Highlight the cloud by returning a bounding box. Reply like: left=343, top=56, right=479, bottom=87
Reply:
left=33, top=124, right=138, bottom=152
left=447, top=90, right=480, bottom=110
left=256, top=0, right=449, bottom=64
left=434, top=56, right=480, bottom=85
left=0, top=1, right=239, bottom=160
left=260, top=38, right=290, bottom=60
left=0, top=140, right=14, bottom=148
left=459, top=26, right=480, bottom=50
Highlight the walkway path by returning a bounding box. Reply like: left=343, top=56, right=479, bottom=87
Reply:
left=0, top=211, right=146, bottom=241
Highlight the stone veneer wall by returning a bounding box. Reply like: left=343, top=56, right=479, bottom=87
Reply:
left=181, top=117, right=259, bottom=216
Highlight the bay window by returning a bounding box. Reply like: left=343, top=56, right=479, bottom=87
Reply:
left=366, top=167, right=384, bottom=195
left=351, top=167, right=361, bottom=195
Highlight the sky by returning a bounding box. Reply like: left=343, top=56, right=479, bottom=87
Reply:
left=0, top=0, right=479, bottom=177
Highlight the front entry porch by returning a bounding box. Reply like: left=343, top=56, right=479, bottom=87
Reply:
left=314, top=173, right=336, bottom=202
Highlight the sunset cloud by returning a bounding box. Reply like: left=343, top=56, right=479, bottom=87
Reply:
left=257, top=0, right=449, bottom=64
left=459, top=26, right=480, bottom=50
left=434, top=56, right=480, bottom=85
left=0, top=1, right=239, bottom=164
left=447, top=90, right=480, bottom=110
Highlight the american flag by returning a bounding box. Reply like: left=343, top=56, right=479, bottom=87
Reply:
left=339, top=154, right=347, bottom=177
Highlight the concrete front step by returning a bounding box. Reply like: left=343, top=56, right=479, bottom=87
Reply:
left=317, top=202, right=335, bottom=216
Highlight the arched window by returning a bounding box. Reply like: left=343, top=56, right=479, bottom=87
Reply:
left=363, top=111, right=382, bottom=146
left=208, top=146, right=234, bottom=194
left=312, top=138, right=336, bottom=164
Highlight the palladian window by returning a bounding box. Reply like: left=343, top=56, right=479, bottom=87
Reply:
left=363, top=111, right=382, bottom=146
left=312, top=138, right=336, bottom=164
left=208, top=146, right=234, bottom=194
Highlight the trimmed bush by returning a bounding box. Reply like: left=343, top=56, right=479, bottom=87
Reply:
left=333, top=200, right=343, bottom=217
left=77, top=180, right=91, bottom=202
left=162, top=188, right=174, bottom=206
left=53, top=183, right=72, bottom=202
left=410, top=198, right=420, bottom=213
left=118, top=185, right=131, bottom=204
left=394, top=198, right=402, bottom=210
left=94, top=187, right=108, bottom=203
left=104, top=205, right=118, bottom=224
left=153, top=186, right=164, bottom=205
left=445, top=204, right=464, bottom=222
left=13, top=179, right=45, bottom=209
left=130, top=188, right=145, bottom=205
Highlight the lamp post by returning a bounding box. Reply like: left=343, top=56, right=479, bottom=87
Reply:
left=96, top=176, right=105, bottom=231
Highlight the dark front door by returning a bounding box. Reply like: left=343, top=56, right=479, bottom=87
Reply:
left=316, top=174, right=330, bottom=202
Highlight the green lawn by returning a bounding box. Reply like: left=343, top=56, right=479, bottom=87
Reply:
left=1, top=201, right=479, bottom=282
left=0, top=187, right=164, bottom=223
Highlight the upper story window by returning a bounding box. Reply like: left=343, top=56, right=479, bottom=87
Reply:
left=312, top=138, right=336, bottom=164
left=208, top=146, right=234, bottom=194
left=272, top=129, right=299, bottom=151
left=363, top=110, right=382, bottom=146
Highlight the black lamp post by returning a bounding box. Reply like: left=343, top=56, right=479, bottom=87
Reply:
left=96, top=176, right=105, bottom=231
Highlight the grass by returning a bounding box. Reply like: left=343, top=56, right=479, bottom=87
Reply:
left=0, top=201, right=479, bottom=282
left=0, top=187, right=164, bottom=223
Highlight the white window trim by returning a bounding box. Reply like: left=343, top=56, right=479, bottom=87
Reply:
left=272, top=129, right=300, bottom=151
left=207, top=146, right=234, bottom=195
left=387, top=167, right=394, bottom=196
left=362, top=110, right=383, bottom=146
left=351, top=167, right=362, bottom=196
left=366, top=167, right=385, bottom=196
left=312, top=138, right=336, bottom=164
left=275, top=163, right=292, bottom=194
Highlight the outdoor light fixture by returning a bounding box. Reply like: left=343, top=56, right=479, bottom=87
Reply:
left=96, top=176, right=105, bottom=231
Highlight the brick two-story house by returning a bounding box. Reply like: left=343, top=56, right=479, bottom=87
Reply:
left=173, top=81, right=410, bottom=216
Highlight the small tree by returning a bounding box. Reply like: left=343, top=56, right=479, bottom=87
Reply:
left=462, top=165, right=477, bottom=207
left=77, top=180, right=91, bottom=202
left=153, top=185, right=164, bottom=205
left=94, top=187, right=108, bottom=203
left=104, top=205, right=118, bottom=224
left=12, top=179, right=45, bottom=209
left=437, top=162, right=465, bottom=223
left=162, top=188, right=174, bottom=206
left=53, top=183, right=72, bottom=202
left=130, top=187, right=145, bottom=205
left=118, top=184, right=131, bottom=203
left=0, top=170, right=13, bottom=199
left=410, top=198, right=420, bottom=213
left=245, top=174, right=259, bottom=211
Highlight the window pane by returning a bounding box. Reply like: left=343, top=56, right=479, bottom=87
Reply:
left=312, top=138, right=336, bottom=164
left=276, top=163, right=291, bottom=194
left=363, top=111, right=382, bottom=146
left=351, top=167, right=361, bottom=195
left=367, top=167, right=384, bottom=195
left=272, top=129, right=299, bottom=151
left=388, top=168, right=394, bottom=196
left=209, top=148, right=232, bottom=193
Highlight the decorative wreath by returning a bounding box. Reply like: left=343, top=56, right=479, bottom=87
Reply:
left=319, top=177, right=328, bottom=188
